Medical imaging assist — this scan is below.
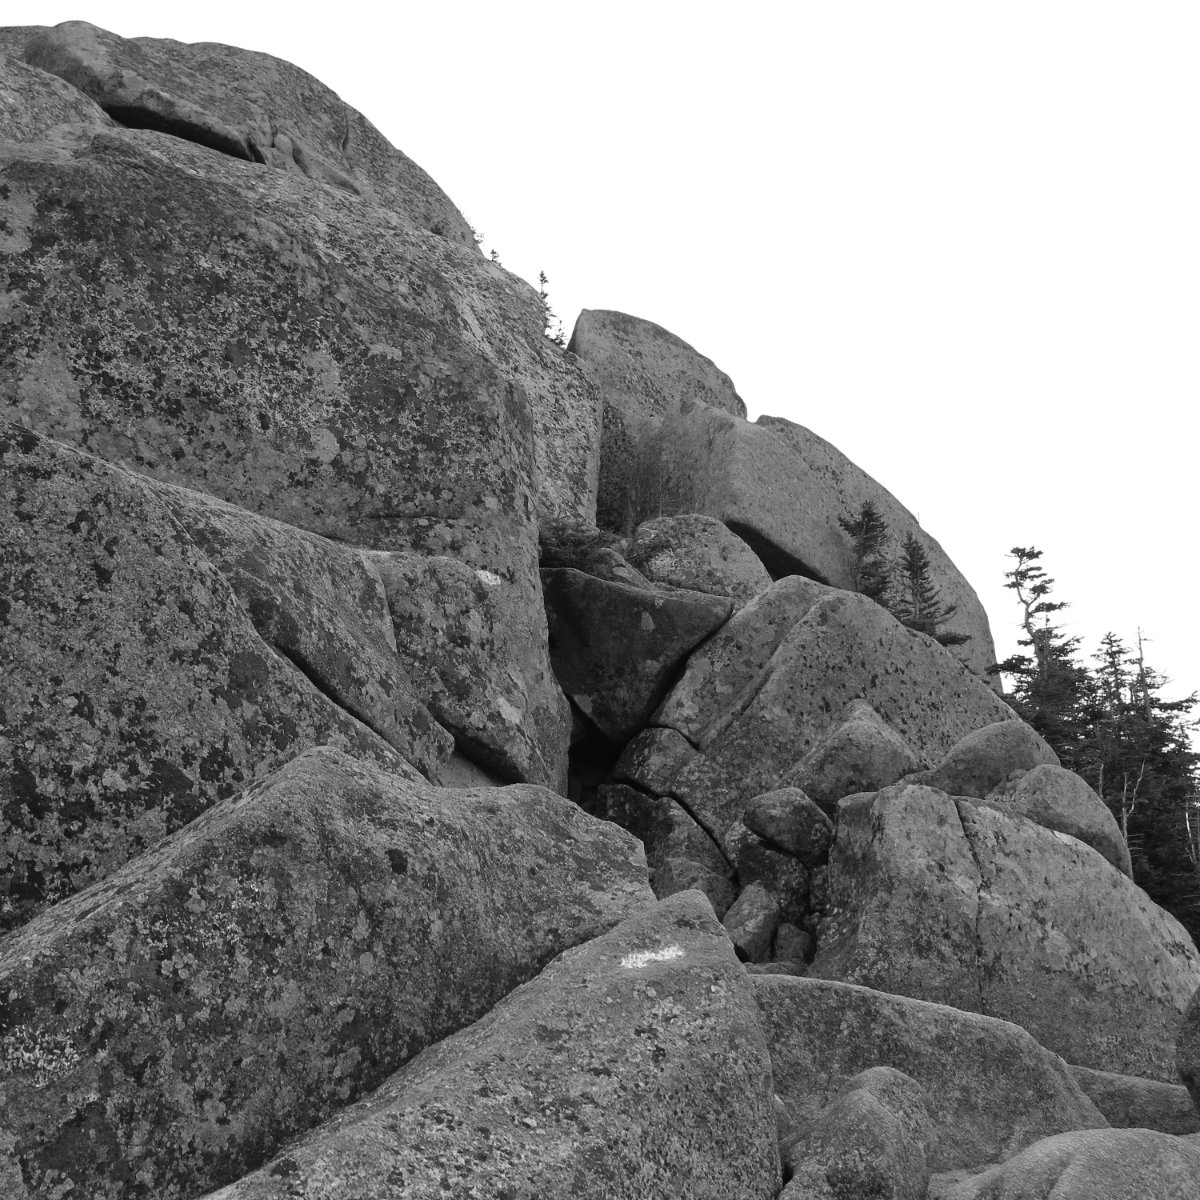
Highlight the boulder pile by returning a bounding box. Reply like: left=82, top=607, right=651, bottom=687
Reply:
left=3, top=22, right=1199, bottom=1199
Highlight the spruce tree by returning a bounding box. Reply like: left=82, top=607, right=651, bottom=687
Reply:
left=893, top=533, right=968, bottom=646
left=838, top=500, right=891, bottom=608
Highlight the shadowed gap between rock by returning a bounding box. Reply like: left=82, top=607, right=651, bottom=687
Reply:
left=107, top=107, right=265, bottom=163
left=723, top=519, right=828, bottom=584
left=617, top=774, right=733, bottom=874
left=952, top=797, right=988, bottom=1015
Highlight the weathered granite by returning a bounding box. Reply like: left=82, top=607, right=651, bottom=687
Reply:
left=1069, top=1065, right=1199, bottom=1136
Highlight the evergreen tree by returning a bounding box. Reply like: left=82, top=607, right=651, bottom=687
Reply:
left=893, top=533, right=968, bottom=646
left=838, top=500, right=891, bottom=608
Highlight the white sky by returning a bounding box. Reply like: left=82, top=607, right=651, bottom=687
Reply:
left=9, top=2, right=1200, bottom=710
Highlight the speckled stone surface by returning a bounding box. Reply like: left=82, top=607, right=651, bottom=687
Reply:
left=0, top=746, right=652, bottom=1200
left=203, top=892, right=781, bottom=1200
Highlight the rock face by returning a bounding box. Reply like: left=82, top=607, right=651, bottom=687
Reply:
left=201, top=893, right=782, bottom=1200
left=0, top=747, right=652, bottom=1200
left=7, top=20, right=1200, bottom=1199
left=756, top=975, right=1105, bottom=1173
left=811, top=784, right=1200, bottom=1080
left=1178, top=984, right=1200, bottom=1113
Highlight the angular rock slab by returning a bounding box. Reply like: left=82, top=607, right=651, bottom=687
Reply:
left=370, top=550, right=569, bottom=789
left=1069, top=1065, right=1199, bottom=1136
left=811, top=784, right=1200, bottom=1081
left=201, top=892, right=782, bottom=1200
left=0, top=746, right=653, bottom=1200
left=928, top=1129, right=1200, bottom=1200
left=650, top=585, right=1014, bottom=835
left=542, top=567, right=732, bottom=742
left=24, top=20, right=474, bottom=243
left=754, top=975, right=1105, bottom=1173
left=0, top=423, right=406, bottom=931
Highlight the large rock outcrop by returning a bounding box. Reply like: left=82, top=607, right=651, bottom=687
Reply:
left=0, top=747, right=651, bottom=1200
left=200, top=893, right=782, bottom=1200
left=811, top=784, right=1200, bottom=1080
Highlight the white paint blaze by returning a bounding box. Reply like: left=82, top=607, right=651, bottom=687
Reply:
left=620, top=945, right=684, bottom=970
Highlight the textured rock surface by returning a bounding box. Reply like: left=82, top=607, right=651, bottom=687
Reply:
left=24, top=20, right=475, bottom=243
left=981, top=763, right=1132, bottom=877
left=722, top=882, right=782, bottom=963
left=781, top=699, right=922, bottom=814
left=626, top=513, right=771, bottom=607
left=1175, top=982, right=1200, bottom=1113
left=755, top=975, right=1105, bottom=1173
left=908, top=719, right=1059, bottom=798
left=0, top=423, right=406, bottom=931
left=812, top=784, right=1200, bottom=1080
left=650, top=586, right=1015, bottom=836
left=781, top=1067, right=935, bottom=1200
left=0, top=746, right=652, bottom=1200
left=928, top=1129, right=1200, bottom=1200
left=543, top=567, right=731, bottom=741
left=201, top=892, right=782, bottom=1199
left=369, top=550, right=569, bottom=788
left=1069, top=1065, right=1199, bottom=1135
left=594, top=783, right=727, bottom=877
left=1, top=53, right=111, bottom=143
left=725, top=823, right=811, bottom=927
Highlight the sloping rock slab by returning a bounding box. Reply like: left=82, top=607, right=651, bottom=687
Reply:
left=928, top=1129, right=1200, bottom=1200
left=24, top=20, right=474, bottom=243
left=647, top=587, right=1014, bottom=834
left=754, top=975, right=1106, bottom=1173
left=0, top=746, right=652, bottom=1200
left=810, top=784, right=1200, bottom=1081
left=201, top=892, right=781, bottom=1200
left=542, top=567, right=731, bottom=742
left=1069, top=1065, right=1199, bottom=1136
left=0, top=423, right=406, bottom=931
left=159, top=481, right=453, bottom=778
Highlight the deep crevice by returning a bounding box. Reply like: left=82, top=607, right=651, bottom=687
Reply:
left=616, top=776, right=733, bottom=874
left=107, top=106, right=260, bottom=163
left=724, top=519, right=827, bottom=584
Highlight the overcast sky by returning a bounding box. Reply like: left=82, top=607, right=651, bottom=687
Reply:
left=10, top=2, right=1200, bottom=709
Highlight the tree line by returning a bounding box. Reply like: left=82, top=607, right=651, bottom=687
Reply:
left=841, top=507, right=1200, bottom=944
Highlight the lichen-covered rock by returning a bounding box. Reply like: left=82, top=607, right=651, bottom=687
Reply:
left=755, top=975, right=1106, bottom=1173
left=201, top=892, right=782, bottom=1200
left=0, top=745, right=653, bottom=1200
left=651, top=586, right=1015, bottom=838
left=811, top=783, right=1200, bottom=1080
left=1, top=53, right=111, bottom=144
left=626, top=513, right=771, bottom=607
left=928, top=1129, right=1200, bottom=1200
left=743, top=787, right=835, bottom=868
left=613, top=726, right=701, bottom=794
left=159, top=481, right=454, bottom=778
left=368, top=550, right=569, bottom=788
left=780, top=699, right=921, bottom=814
left=781, top=1067, right=936, bottom=1200
left=542, top=567, right=732, bottom=741
left=725, top=822, right=811, bottom=927
left=1069, top=1065, right=1199, bottom=1136
left=567, top=310, right=746, bottom=535
left=0, top=423, right=407, bottom=931
left=652, top=855, right=737, bottom=918
left=981, top=763, right=1132, bottom=877
left=24, top=20, right=474, bottom=242
left=907, top=719, right=1059, bottom=799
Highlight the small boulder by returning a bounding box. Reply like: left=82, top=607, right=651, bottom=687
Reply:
left=782, top=1067, right=936, bottom=1200
left=744, top=787, right=835, bottom=867
left=627, top=513, right=771, bottom=607
left=781, top=699, right=921, bottom=814
left=909, top=719, right=1059, bottom=799
left=723, top=882, right=782, bottom=963
left=982, top=763, right=1132, bottom=876
left=725, top=822, right=811, bottom=927
left=613, top=726, right=701, bottom=795
left=596, top=783, right=727, bottom=877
